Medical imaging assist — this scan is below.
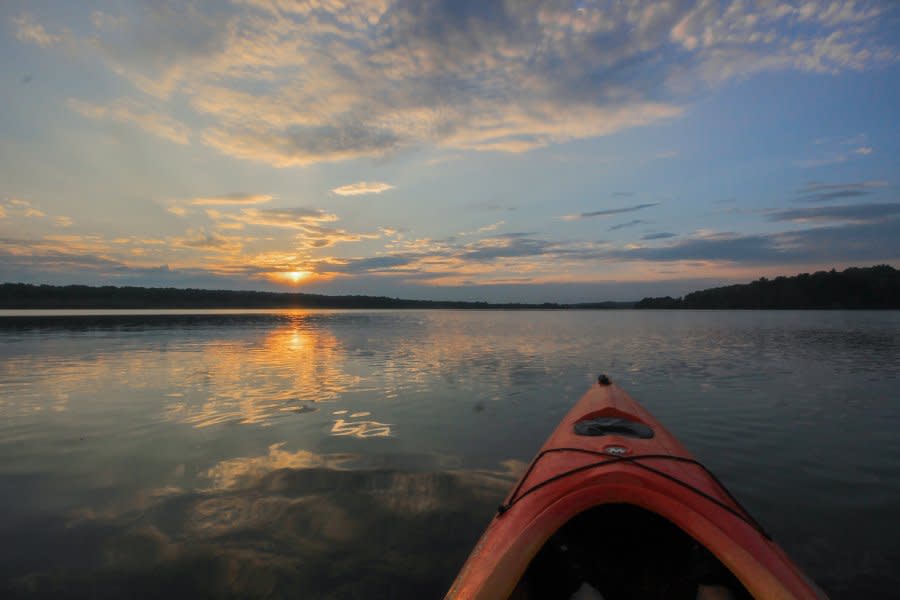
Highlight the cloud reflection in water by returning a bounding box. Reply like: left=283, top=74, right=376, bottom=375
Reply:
left=8, top=449, right=522, bottom=599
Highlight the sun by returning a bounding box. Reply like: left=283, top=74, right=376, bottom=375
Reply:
left=270, top=270, right=315, bottom=286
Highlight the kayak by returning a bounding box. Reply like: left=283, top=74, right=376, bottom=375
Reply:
left=445, top=376, right=827, bottom=600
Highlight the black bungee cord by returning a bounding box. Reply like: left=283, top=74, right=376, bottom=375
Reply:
left=496, top=448, right=772, bottom=541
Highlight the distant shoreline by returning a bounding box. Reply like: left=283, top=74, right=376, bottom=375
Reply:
left=1, top=265, right=897, bottom=310
left=0, top=283, right=632, bottom=311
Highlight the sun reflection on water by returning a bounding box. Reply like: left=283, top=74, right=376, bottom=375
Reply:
left=330, top=418, right=391, bottom=438
left=205, top=442, right=358, bottom=489
left=159, top=317, right=363, bottom=427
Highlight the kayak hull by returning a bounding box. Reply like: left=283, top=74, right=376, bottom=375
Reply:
left=446, top=381, right=826, bottom=600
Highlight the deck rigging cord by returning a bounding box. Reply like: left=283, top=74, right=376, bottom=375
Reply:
left=496, top=448, right=772, bottom=541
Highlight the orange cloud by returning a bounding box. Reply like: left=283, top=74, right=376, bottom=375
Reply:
left=331, top=182, right=395, bottom=196
left=68, top=98, right=190, bottom=144
left=12, top=14, right=60, bottom=47
left=190, top=194, right=273, bottom=206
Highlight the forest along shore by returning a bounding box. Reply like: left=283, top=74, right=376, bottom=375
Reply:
left=1, top=265, right=897, bottom=310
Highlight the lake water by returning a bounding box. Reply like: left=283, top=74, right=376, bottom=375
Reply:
left=0, top=310, right=897, bottom=599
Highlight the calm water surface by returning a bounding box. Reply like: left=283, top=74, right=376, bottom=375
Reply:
left=0, top=310, right=898, bottom=599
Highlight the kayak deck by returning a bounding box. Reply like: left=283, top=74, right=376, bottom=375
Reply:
left=446, top=379, right=827, bottom=600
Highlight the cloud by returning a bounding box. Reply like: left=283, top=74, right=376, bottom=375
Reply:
left=768, top=203, right=900, bottom=224
left=204, top=207, right=379, bottom=249
left=18, top=1, right=896, bottom=166
left=2, top=198, right=46, bottom=218
left=609, top=219, right=647, bottom=231
left=311, top=229, right=621, bottom=287
left=68, top=99, right=190, bottom=145
left=295, top=225, right=380, bottom=249
left=222, top=207, right=338, bottom=230
left=331, top=182, right=395, bottom=196
left=606, top=232, right=779, bottom=263
left=603, top=219, right=900, bottom=265
left=0, top=237, right=262, bottom=289
left=310, top=214, right=895, bottom=288
left=458, top=221, right=504, bottom=236
left=190, top=194, right=274, bottom=206
left=165, top=194, right=274, bottom=218
left=797, top=154, right=848, bottom=168
left=167, top=205, right=190, bottom=217
left=202, top=122, right=403, bottom=167
left=321, top=255, right=417, bottom=275
left=0, top=237, right=128, bottom=276
left=466, top=200, right=517, bottom=212
left=461, top=236, right=563, bottom=263
left=12, top=14, right=60, bottom=47
left=91, top=11, right=127, bottom=32
left=562, top=203, right=659, bottom=221
left=642, top=232, right=678, bottom=240
left=796, top=180, right=888, bottom=202
left=162, top=199, right=380, bottom=251
left=799, top=132, right=881, bottom=168
left=175, top=229, right=244, bottom=253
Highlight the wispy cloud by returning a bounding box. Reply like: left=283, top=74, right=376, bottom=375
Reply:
left=12, top=14, right=60, bottom=47
left=175, top=229, right=244, bottom=253
left=458, top=221, right=505, bottom=237
left=2, top=198, right=46, bottom=218
left=466, top=200, right=517, bottom=212
left=67, top=99, right=190, bottom=145
left=221, top=208, right=338, bottom=230
left=561, top=203, right=659, bottom=222
left=331, top=182, right=395, bottom=196
left=642, top=232, right=678, bottom=240
left=311, top=213, right=900, bottom=287
left=190, top=194, right=273, bottom=206
left=769, top=203, right=900, bottom=223
left=206, top=207, right=379, bottom=250
left=797, top=154, right=848, bottom=168
left=796, top=180, right=888, bottom=202
left=800, top=133, right=878, bottom=168
left=609, top=220, right=647, bottom=231
left=603, top=220, right=900, bottom=265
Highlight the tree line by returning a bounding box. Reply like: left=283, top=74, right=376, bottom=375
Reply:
left=2, top=265, right=896, bottom=310
left=635, top=265, right=899, bottom=309
left=0, top=283, right=630, bottom=310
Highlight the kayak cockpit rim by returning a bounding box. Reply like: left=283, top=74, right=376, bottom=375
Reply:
left=497, top=450, right=770, bottom=541
left=464, top=485, right=812, bottom=600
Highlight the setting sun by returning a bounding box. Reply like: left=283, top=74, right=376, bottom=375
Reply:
left=268, top=271, right=314, bottom=286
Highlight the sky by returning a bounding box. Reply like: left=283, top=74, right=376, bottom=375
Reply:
left=1, top=0, right=899, bottom=302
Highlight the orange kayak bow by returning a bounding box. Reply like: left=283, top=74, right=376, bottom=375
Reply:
left=446, top=377, right=827, bottom=600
